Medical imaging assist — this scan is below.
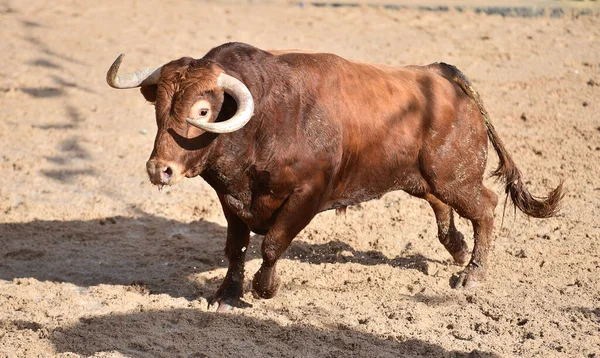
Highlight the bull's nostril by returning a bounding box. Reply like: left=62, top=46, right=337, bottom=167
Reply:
left=163, top=166, right=173, bottom=178
left=147, top=160, right=180, bottom=186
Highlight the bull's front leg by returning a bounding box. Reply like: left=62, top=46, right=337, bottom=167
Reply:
left=212, top=196, right=250, bottom=311
left=252, top=184, right=322, bottom=299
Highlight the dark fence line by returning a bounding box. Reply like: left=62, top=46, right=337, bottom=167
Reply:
left=308, top=2, right=600, bottom=18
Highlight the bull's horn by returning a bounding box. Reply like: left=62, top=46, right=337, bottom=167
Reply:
left=186, top=73, right=254, bottom=133
left=106, top=54, right=162, bottom=89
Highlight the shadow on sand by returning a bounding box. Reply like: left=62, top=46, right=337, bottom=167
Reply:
left=47, top=308, right=499, bottom=358
left=1, top=213, right=439, bottom=300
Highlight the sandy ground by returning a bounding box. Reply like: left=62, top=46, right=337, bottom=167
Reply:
left=0, top=0, right=599, bottom=357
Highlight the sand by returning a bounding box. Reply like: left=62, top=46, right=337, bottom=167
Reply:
left=0, top=0, right=599, bottom=357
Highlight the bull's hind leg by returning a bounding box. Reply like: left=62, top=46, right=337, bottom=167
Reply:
left=439, top=186, right=498, bottom=289
left=424, top=194, right=470, bottom=266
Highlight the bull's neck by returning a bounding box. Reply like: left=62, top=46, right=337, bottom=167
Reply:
left=199, top=126, right=256, bottom=195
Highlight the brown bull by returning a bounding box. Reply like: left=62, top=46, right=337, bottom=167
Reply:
left=107, top=42, right=563, bottom=311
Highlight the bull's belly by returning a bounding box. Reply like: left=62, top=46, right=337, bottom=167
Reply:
left=220, top=163, right=426, bottom=232
left=320, top=168, right=426, bottom=212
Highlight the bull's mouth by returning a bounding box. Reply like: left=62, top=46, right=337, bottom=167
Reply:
left=149, top=172, right=185, bottom=187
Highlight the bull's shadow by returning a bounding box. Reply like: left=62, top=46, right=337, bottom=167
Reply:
left=46, top=308, right=500, bottom=358
left=1, top=213, right=434, bottom=300
left=285, top=240, right=435, bottom=274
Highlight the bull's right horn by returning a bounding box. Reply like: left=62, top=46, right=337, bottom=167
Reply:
left=106, top=54, right=162, bottom=89
left=186, top=73, right=254, bottom=133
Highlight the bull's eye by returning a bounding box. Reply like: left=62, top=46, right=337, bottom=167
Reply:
left=189, top=99, right=212, bottom=120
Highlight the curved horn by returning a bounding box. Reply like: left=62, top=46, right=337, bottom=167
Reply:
left=186, top=73, right=255, bottom=133
left=106, top=54, right=162, bottom=89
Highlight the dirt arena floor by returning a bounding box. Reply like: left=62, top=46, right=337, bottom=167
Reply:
left=1, top=0, right=599, bottom=357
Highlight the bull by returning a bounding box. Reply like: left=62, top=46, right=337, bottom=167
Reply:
left=107, top=42, right=563, bottom=311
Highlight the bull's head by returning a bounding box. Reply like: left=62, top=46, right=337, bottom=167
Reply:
left=106, top=55, right=254, bottom=187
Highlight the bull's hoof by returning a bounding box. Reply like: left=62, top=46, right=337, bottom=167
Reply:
left=252, top=267, right=281, bottom=299
left=210, top=298, right=251, bottom=312
left=215, top=301, right=234, bottom=312
left=450, top=263, right=486, bottom=289
left=210, top=279, right=250, bottom=312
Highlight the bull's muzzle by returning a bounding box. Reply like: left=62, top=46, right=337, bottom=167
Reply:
left=146, top=159, right=184, bottom=186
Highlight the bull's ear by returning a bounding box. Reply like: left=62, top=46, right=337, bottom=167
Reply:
left=140, top=84, right=158, bottom=103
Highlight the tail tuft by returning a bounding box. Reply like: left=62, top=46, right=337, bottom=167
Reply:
left=501, top=165, right=564, bottom=218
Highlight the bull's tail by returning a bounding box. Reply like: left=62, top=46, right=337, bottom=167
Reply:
left=437, top=62, right=564, bottom=218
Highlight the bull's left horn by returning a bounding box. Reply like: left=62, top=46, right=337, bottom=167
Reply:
left=106, top=54, right=162, bottom=89
left=186, top=73, right=254, bottom=133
